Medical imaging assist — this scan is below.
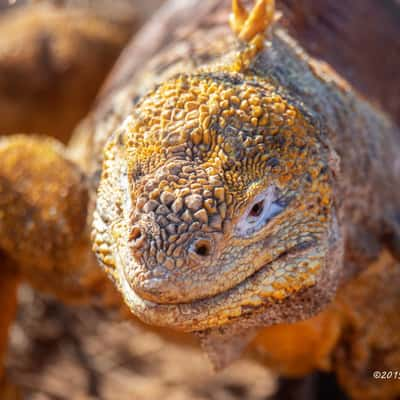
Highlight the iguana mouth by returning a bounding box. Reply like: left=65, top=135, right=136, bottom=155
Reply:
left=123, top=243, right=291, bottom=302
left=116, top=239, right=323, bottom=332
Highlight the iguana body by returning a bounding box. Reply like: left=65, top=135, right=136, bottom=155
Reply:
left=0, top=1, right=400, bottom=399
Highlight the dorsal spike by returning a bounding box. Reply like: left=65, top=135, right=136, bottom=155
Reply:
left=230, top=0, right=275, bottom=42
left=229, top=0, right=249, bottom=35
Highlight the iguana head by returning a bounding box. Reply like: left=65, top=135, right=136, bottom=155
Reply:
left=94, top=69, right=342, bottom=332
left=93, top=0, right=343, bottom=337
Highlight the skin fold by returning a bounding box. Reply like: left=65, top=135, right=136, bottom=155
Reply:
left=0, top=1, right=399, bottom=399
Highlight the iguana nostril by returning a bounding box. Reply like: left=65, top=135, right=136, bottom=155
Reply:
left=192, top=239, right=211, bottom=257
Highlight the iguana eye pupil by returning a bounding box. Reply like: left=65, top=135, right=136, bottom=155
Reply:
left=249, top=201, right=264, bottom=217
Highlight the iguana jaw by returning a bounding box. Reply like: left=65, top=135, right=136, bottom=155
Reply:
left=111, top=222, right=339, bottom=332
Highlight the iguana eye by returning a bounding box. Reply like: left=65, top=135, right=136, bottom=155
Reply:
left=235, top=187, right=284, bottom=236
left=249, top=200, right=264, bottom=217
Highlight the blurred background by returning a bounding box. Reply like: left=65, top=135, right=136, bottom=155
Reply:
left=1, top=0, right=400, bottom=399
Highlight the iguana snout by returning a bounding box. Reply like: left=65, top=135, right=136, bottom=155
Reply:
left=122, top=159, right=227, bottom=304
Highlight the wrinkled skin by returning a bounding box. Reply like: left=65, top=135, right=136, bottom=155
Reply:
left=0, top=1, right=400, bottom=399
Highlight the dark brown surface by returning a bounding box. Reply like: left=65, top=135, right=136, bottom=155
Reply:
left=279, top=0, right=400, bottom=125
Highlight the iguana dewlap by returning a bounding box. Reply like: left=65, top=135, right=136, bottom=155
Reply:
left=0, top=1, right=400, bottom=399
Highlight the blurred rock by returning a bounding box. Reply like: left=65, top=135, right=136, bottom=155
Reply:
left=8, top=288, right=275, bottom=400
left=0, top=2, right=139, bottom=142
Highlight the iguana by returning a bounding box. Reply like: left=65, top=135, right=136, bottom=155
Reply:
left=1, top=0, right=400, bottom=399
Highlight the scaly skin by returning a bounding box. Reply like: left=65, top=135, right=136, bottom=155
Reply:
left=0, top=1, right=400, bottom=399
left=90, top=0, right=399, bottom=335
left=94, top=69, right=337, bottom=332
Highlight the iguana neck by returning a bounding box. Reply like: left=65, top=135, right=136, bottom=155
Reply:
left=255, top=29, right=399, bottom=201
left=255, top=29, right=400, bottom=272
